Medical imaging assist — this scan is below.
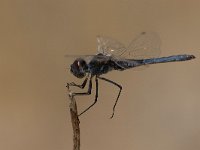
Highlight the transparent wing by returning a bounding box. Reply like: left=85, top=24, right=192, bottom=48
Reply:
left=124, top=32, right=161, bottom=59
left=97, top=35, right=127, bottom=56
left=96, top=32, right=161, bottom=59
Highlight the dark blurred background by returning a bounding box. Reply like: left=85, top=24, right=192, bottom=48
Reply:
left=0, top=0, right=200, bottom=150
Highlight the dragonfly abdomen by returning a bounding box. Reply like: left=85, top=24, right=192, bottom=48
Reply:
left=114, top=54, right=195, bottom=70
left=113, top=59, right=144, bottom=70
left=143, top=54, right=195, bottom=65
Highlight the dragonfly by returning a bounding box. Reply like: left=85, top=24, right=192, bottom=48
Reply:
left=66, top=32, right=195, bottom=118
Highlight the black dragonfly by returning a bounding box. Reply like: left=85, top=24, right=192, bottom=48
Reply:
left=66, top=32, right=195, bottom=118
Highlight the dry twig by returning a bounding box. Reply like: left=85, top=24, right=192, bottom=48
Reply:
left=67, top=86, right=80, bottom=150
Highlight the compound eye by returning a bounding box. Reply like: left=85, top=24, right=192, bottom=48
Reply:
left=70, top=59, right=86, bottom=78
left=75, top=60, right=79, bottom=68
left=78, top=59, right=86, bottom=68
left=70, top=60, right=79, bottom=73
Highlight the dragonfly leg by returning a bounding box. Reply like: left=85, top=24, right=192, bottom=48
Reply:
left=70, top=76, right=92, bottom=97
left=78, top=76, right=99, bottom=116
left=98, top=76, right=122, bottom=119
left=67, top=76, right=89, bottom=89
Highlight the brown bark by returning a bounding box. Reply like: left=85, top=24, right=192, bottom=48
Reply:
left=68, top=88, right=80, bottom=150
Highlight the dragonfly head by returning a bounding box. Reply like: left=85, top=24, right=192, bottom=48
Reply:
left=70, top=58, right=87, bottom=78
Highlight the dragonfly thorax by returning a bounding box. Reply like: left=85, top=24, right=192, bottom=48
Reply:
left=70, top=58, right=88, bottom=78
